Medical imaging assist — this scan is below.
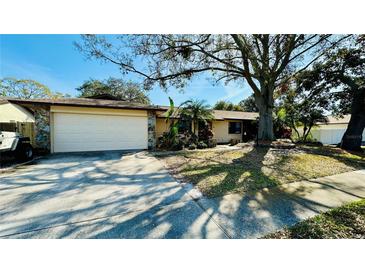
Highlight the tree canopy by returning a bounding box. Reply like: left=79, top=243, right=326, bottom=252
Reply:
left=238, top=95, right=258, bottom=112
left=0, top=77, right=63, bottom=99
left=76, top=77, right=150, bottom=104
left=76, top=34, right=351, bottom=141
left=213, top=100, right=243, bottom=111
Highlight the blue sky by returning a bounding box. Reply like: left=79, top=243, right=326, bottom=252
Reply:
left=0, top=34, right=252, bottom=106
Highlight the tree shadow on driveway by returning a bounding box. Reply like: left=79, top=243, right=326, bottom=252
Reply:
left=0, top=151, right=226, bottom=238
left=1, top=149, right=364, bottom=239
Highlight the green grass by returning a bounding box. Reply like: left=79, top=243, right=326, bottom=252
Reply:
left=264, top=199, right=365, bottom=239
left=156, top=145, right=365, bottom=198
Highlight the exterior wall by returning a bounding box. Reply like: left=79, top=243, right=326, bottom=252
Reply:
left=0, top=103, right=35, bottom=123
left=156, top=118, right=244, bottom=144
left=147, top=110, right=156, bottom=150
left=33, top=106, right=51, bottom=152
left=156, top=118, right=171, bottom=138
left=212, top=120, right=242, bottom=143
left=156, top=118, right=168, bottom=138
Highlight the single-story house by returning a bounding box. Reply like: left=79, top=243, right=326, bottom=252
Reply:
left=310, top=115, right=365, bottom=145
left=2, top=97, right=258, bottom=153
left=155, top=108, right=258, bottom=144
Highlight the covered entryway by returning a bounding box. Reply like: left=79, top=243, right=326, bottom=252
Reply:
left=53, top=112, right=148, bottom=152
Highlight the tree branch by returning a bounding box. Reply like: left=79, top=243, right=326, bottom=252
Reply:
left=231, top=34, right=261, bottom=96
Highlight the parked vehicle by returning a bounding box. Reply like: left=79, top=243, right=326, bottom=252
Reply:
left=0, top=131, right=33, bottom=160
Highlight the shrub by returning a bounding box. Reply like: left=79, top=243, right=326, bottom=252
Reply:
left=207, top=139, right=217, bottom=148
left=229, top=139, right=240, bottom=146
left=188, top=143, right=197, bottom=150
left=189, top=133, right=199, bottom=145
left=158, top=129, right=184, bottom=150
left=198, top=126, right=214, bottom=142
left=197, top=141, right=208, bottom=149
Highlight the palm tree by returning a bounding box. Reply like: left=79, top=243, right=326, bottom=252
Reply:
left=179, top=99, right=213, bottom=136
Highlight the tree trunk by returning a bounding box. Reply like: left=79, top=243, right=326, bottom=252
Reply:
left=255, top=85, right=275, bottom=141
left=302, top=125, right=308, bottom=141
left=292, top=125, right=300, bottom=140
left=340, top=89, right=365, bottom=151
left=303, top=124, right=313, bottom=142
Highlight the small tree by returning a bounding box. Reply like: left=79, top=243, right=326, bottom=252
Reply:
left=277, top=78, right=329, bottom=142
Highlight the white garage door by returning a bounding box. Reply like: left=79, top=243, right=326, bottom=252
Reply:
left=53, top=113, right=148, bottom=152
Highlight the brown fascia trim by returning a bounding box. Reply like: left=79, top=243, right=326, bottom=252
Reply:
left=156, top=116, right=255, bottom=121
left=7, top=100, right=165, bottom=111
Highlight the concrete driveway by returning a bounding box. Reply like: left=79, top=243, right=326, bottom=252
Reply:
left=2, top=151, right=364, bottom=239
left=0, top=151, right=226, bottom=239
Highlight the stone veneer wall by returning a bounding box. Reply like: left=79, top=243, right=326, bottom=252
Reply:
left=147, top=110, right=156, bottom=150
left=33, top=106, right=51, bottom=153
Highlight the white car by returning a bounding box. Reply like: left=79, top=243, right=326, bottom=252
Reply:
left=0, top=131, right=33, bottom=160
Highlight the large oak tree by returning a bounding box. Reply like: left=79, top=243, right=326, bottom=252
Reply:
left=76, top=34, right=350, bottom=141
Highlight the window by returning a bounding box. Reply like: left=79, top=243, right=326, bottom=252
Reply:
left=178, top=119, right=192, bottom=133
left=228, top=122, right=242, bottom=134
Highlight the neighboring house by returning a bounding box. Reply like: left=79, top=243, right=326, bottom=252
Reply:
left=309, top=115, right=365, bottom=145
left=0, top=101, right=36, bottom=145
left=3, top=97, right=258, bottom=153
left=0, top=101, right=35, bottom=123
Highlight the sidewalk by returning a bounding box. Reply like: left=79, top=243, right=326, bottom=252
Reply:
left=197, top=169, right=365, bottom=238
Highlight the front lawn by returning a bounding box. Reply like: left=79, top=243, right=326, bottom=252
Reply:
left=156, top=145, right=365, bottom=198
left=264, top=199, right=365, bottom=239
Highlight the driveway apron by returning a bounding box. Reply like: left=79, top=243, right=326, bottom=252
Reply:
left=0, top=151, right=226, bottom=239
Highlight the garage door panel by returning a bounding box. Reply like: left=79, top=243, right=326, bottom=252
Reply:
left=53, top=113, right=148, bottom=152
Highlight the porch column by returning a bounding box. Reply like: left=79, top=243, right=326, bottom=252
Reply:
left=33, top=106, right=51, bottom=153
left=147, top=110, right=156, bottom=150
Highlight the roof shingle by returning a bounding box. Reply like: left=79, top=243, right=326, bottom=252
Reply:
left=2, top=97, right=164, bottom=111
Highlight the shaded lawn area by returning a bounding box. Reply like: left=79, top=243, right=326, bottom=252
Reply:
left=264, top=199, right=365, bottom=239
left=155, top=145, right=365, bottom=198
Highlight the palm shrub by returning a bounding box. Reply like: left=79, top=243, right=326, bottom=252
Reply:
left=159, top=97, right=214, bottom=150
left=180, top=99, right=214, bottom=141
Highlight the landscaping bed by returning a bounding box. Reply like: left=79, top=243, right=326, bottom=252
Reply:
left=155, top=144, right=365, bottom=198
left=263, top=199, right=365, bottom=239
